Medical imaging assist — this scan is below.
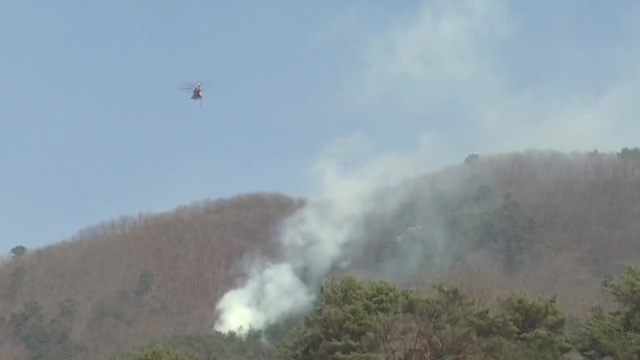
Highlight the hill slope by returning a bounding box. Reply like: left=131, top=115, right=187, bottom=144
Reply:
left=0, top=193, right=303, bottom=358
left=2, top=148, right=640, bottom=359
left=352, top=149, right=640, bottom=313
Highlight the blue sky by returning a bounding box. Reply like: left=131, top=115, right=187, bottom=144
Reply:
left=1, top=0, right=640, bottom=253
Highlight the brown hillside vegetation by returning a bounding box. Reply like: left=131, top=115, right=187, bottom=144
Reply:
left=351, top=149, right=640, bottom=317
left=1, top=148, right=640, bottom=359
left=0, top=193, right=303, bottom=358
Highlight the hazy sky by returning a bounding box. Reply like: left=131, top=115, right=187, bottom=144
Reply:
left=1, top=0, right=639, bottom=252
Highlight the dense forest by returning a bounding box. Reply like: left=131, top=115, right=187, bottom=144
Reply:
left=2, top=147, right=640, bottom=359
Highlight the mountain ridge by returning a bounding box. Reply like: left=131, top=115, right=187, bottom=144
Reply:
left=2, top=148, right=640, bottom=359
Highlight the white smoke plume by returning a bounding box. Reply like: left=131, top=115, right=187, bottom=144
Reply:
left=213, top=133, right=456, bottom=334
left=214, top=0, right=640, bottom=334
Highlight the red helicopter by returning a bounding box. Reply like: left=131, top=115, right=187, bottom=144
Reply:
left=191, top=82, right=203, bottom=101
left=181, top=81, right=204, bottom=105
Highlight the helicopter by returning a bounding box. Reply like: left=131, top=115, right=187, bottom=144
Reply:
left=181, top=82, right=204, bottom=105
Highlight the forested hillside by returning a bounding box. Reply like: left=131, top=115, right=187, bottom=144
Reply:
left=2, top=148, right=640, bottom=359
left=0, top=194, right=303, bottom=359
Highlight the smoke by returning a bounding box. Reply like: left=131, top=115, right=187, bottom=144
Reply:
left=212, top=262, right=313, bottom=333
left=213, top=133, right=457, bottom=334
left=213, top=0, right=640, bottom=334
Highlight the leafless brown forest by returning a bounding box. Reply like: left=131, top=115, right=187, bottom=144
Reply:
left=1, top=149, right=639, bottom=359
